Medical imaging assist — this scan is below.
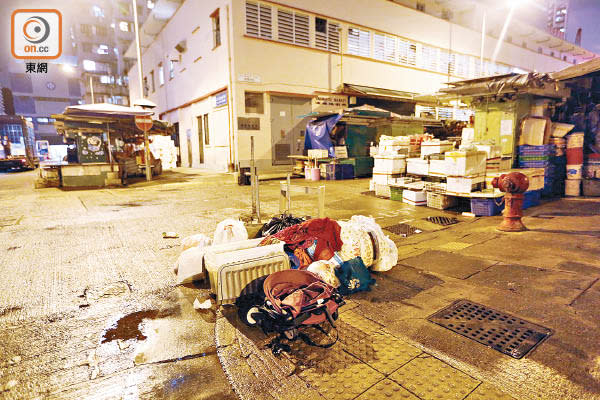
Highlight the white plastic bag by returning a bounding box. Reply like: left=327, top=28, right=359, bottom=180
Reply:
left=349, top=215, right=398, bottom=272
left=181, top=234, right=212, bottom=251
left=212, top=219, right=248, bottom=245
left=174, top=246, right=206, bottom=284
left=307, top=260, right=340, bottom=288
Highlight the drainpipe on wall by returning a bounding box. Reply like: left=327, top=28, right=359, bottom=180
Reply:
left=226, top=4, right=236, bottom=172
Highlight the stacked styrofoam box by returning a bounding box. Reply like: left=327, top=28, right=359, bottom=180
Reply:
left=474, top=144, right=502, bottom=159
left=150, top=135, right=178, bottom=170
left=447, top=175, right=485, bottom=195
left=371, top=154, right=406, bottom=194
left=406, top=158, right=429, bottom=175
left=421, top=140, right=453, bottom=159
left=429, top=159, right=449, bottom=176
left=445, top=151, right=487, bottom=176
left=403, top=189, right=427, bottom=206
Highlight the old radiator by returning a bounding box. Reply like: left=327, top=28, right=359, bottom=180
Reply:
left=204, top=243, right=290, bottom=304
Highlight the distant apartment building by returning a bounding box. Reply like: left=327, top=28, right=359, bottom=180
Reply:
left=71, top=0, right=151, bottom=106
left=127, top=0, right=597, bottom=173
left=546, top=0, right=569, bottom=39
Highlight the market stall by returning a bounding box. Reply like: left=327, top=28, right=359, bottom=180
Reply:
left=47, top=104, right=173, bottom=188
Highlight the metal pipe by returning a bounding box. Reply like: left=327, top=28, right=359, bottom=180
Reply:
left=89, top=75, right=94, bottom=104
left=132, top=0, right=152, bottom=181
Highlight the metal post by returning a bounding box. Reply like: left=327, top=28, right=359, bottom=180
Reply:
left=132, top=0, right=152, bottom=181
left=250, top=136, right=256, bottom=218
left=480, top=10, right=486, bottom=76
left=89, top=75, right=94, bottom=104
left=286, top=174, right=291, bottom=212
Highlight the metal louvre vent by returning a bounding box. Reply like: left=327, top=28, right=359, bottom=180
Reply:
left=398, top=39, right=417, bottom=66
left=277, top=9, right=308, bottom=46
left=275, top=144, right=291, bottom=160
left=246, top=1, right=272, bottom=39
left=348, top=27, right=370, bottom=57
left=428, top=300, right=552, bottom=359
left=373, top=33, right=396, bottom=63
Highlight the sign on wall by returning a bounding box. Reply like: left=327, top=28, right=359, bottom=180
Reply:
left=238, top=73, right=261, bottom=83
left=238, top=117, right=260, bottom=130
left=312, top=94, right=348, bottom=112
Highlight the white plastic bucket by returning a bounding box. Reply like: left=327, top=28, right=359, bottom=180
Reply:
left=565, top=179, right=581, bottom=197
left=566, top=132, right=584, bottom=149
left=566, top=164, right=583, bottom=180
left=304, top=167, right=310, bottom=180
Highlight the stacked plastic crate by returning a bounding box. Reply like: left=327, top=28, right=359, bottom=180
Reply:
left=518, top=144, right=556, bottom=198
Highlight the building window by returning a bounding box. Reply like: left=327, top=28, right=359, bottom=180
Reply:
left=92, top=5, right=104, bottom=18
left=97, top=44, right=109, bottom=54
left=95, top=25, right=107, bottom=36
left=14, top=96, right=36, bottom=114
left=416, top=2, right=425, bottom=11
left=398, top=39, right=417, bottom=66
left=169, top=60, right=175, bottom=79
left=81, top=24, right=92, bottom=35
left=373, top=33, right=396, bottom=63
left=277, top=9, right=309, bottom=46
left=83, top=59, right=96, bottom=71
left=119, top=21, right=130, bottom=32
left=214, top=90, right=228, bottom=107
left=100, top=75, right=112, bottom=84
left=147, top=0, right=155, bottom=9
left=245, top=1, right=272, bottom=39
left=143, top=76, right=148, bottom=96
left=36, top=117, right=49, bottom=124
left=348, top=27, right=370, bottom=57
left=211, top=9, right=221, bottom=48
left=158, top=63, right=165, bottom=85
left=203, top=114, right=210, bottom=145
left=314, top=17, right=340, bottom=52
left=150, top=70, right=155, bottom=92
left=245, top=92, right=264, bottom=114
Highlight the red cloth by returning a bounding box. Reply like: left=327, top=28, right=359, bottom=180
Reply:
left=294, top=248, right=313, bottom=270
left=272, top=218, right=343, bottom=258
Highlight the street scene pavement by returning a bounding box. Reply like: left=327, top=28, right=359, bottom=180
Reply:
left=1, top=169, right=600, bottom=400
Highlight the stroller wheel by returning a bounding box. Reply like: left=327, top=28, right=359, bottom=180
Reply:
left=245, top=307, right=260, bottom=326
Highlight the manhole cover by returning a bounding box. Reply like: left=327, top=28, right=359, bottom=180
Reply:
left=428, top=299, right=552, bottom=359
left=425, top=216, right=459, bottom=226
left=384, top=223, right=420, bottom=237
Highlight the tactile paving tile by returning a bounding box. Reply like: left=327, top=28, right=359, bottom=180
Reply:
left=296, top=346, right=385, bottom=400
left=438, top=241, right=473, bottom=251
left=344, top=332, right=422, bottom=375
left=337, top=310, right=385, bottom=345
left=389, top=355, right=480, bottom=400
left=465, top=383, right=515, bottom=400
left=356, top=379, right=420, bottom=399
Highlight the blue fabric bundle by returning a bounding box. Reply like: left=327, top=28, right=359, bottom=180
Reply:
left=335, top=257, right=375, bottom=295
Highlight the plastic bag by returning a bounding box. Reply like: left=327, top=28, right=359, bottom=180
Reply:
left=181, top=234, right=212, bottom=251
left=174, top=246, right=206, bottom=284
left=258, top=213, right=304, bottom=237
left=349, top=215, right=398, bottom=272
left=335, top=257, right=375, bottom=295
left=307, top=260, right=340, bottom=288
left=213, top=219, right=248, bottom=245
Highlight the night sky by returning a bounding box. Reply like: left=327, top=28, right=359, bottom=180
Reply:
left=567, top=0, right=600, bottom=53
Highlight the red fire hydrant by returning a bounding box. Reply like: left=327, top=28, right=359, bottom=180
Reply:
left=491, top=172, right=529, bottom=232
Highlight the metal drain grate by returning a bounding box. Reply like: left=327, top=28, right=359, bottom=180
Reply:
left=384, top=223, right=419, bottom=237
left=426, top=216, right=459, bottom=226
left=428, top=300, right=552, bottom=359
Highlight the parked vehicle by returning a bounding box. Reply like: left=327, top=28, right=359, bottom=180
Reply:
left=0, top=115, right=38, bottom=171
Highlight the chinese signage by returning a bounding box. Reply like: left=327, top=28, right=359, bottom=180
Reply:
left=312, top=94, right=348, bottom=112
left=11, top=9, right=62, bottom=59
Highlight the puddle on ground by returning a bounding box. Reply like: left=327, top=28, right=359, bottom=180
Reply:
left=102, top=307, right=178, bottom=343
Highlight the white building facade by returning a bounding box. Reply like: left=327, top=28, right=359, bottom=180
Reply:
left=127, top=0, right=596, bottom=172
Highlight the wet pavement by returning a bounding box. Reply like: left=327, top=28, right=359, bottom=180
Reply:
left=1, top=169, right=600, bottom=399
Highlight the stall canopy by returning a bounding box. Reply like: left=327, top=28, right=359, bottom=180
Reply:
left=52, top=103, right=173, bottom=137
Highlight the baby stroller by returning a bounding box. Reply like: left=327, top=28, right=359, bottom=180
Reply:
left=238, top=270, right=345, bottom=354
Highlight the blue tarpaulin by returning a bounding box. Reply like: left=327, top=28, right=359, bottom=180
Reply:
left=304, top=114, right=342, bottom=157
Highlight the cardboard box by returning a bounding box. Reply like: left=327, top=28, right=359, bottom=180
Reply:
left=334, top=146, right=348, bottom=158
left=520, top=117, right=551, bottom=146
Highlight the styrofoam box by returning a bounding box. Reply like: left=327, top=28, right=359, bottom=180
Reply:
left=369, top=179, right=376, bottom=191
left=372, top=172, right=403, bottom=185
left=474, top=144, right=502, bottom=159
left=403, top=189, right=427, bottom=206
left=447, top=174, right=485, bottom=194
left=429, top=159, right=449, bottom=176
left=375, top=184, right=391, bottom=198
left=445, top=151, right=487, bottom=176
left=421, top=140, right=453, bottom=159
left=373, top=155, right=407, bottom=174
left=407, top=158, right=429, bottom=175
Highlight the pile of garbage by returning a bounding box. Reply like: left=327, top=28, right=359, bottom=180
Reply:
left=174, top=215, right=398, bottom=296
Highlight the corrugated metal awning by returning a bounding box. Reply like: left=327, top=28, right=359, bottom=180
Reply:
left=550, top=58, right=600, bottom=81
left=343, top=84, right=417, bottom=101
